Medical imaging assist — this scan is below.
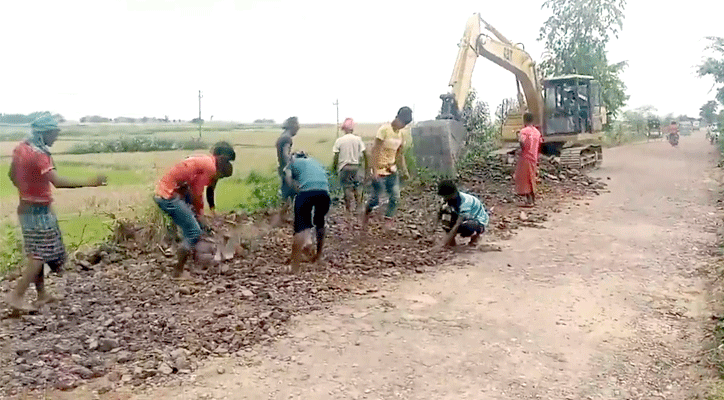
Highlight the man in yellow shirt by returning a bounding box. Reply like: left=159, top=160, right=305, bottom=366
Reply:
left=363, top=106, right=413, bottom=229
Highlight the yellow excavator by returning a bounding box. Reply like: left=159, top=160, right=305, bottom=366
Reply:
left=412, top=13, right=606, bottom=172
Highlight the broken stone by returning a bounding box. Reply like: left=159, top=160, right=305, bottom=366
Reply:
left=174, top=357, right=191, bottom=371
left=71, top=365, right=94, bottom=380
left=157, top=363, right=173, bottom=375
left=116, top=351, right=133, bottom=363
left=78, top=260, right=93, bottom=270
left=107, top=371, right=122, bottom=382
left=99, top=338, right=119, bottom=352
left=98, top=382, right=113, bottom=394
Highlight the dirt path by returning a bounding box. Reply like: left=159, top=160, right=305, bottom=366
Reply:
left=50, top=132, right=721, bottom=399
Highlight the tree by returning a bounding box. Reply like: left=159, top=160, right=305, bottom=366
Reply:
left=698, top=37, right=724, bottom=105
left=539, top=0, right=629, bottom=119
left=662, top=113, right=675, bottom=125
left=699, top=101, right=718, bottom=124
left=461, top=89, right=491, bottom=134
left=622, top=106, right=655, bottom=137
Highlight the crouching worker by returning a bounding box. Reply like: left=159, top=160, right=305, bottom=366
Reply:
left=284, top=151, right=331, bottom=273
left=6, top=113, right=107, bottom=312
left=436, top=179, right=489, bottom=248
left=154, top=142, right=235, bottom=277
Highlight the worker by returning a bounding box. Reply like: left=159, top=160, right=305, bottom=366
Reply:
left=6, top=113, right=107, bottom=312
left=514, top=112, right=542, bottom=207
left=275, top=117, right=300, bottom=224
left=284, top=151, right=331, bottom=273
left=363, top=106, right=413, bottom=229
left=153, top=142, right=236, bottom=278
left=332, top=117, right=369, bottom=215
left=436, top=179, right=489, bottom=247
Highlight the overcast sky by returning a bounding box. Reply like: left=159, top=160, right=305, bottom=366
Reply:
left=2, top=0, right=722, bottom=123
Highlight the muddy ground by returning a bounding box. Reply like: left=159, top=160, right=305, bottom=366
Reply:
left=2, top=143, right=622, bottom=399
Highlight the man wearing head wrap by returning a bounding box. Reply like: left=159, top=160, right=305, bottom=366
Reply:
left=332, top=117, right=369, bottom=215
left=6, top=113, right=107, bottom=312
left=363, top=106, right=413, bottom=229
left=275, top=117, right=300, bottom=224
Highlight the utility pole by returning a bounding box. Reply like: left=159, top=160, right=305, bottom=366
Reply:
left=198, top=90, right=203, bottom=140
left=333, top=98, right=339, bottom=138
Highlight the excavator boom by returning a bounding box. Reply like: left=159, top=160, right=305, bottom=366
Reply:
left=441, top=14, right=543, bottom=127
left=475, top=34, right=543, bottom=127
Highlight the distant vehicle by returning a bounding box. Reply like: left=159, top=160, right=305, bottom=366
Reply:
left=679, top=120, right=693, bottom=136
left=646, top=118, right=662, bottom=140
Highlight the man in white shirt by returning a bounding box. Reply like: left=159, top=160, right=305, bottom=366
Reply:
left=332, top=118, right=369, bottom=215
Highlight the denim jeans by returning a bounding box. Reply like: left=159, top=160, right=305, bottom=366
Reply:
left=366, top=173, right=400, bottom=217
left=154, top=196, right=201, bottom=249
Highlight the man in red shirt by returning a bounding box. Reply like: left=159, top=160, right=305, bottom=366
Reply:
left=6, top=113, right=107, bottom=312
left=154, top=142, right=235, bottom=277
left=514, top=112, right=542, bottom=207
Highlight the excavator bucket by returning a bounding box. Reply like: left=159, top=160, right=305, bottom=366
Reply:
left=410, top=120, right=467, bottom=176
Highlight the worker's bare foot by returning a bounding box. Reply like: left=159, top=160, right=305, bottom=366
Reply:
left=360, top=212, right=371, bottom=229
left=35, top=291, right=60, bottom=307
left=290, top=261, right=302, bottom=274
left=383, top=217, right=395, bottom=230
left=5, top=294, right=37, bottom=313
left=468, top=234, right=481, bottom=246
left=171, top=265, right=185, bottom=278
left=269, top=213, right=282, bottom=228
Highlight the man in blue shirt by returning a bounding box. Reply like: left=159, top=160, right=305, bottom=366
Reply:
left=284, top=151, right=331, bottom=273
left=436, top=179, right=489, bottom=247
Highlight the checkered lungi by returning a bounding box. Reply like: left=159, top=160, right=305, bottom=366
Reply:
left=18, top=204, right=66, bottom=268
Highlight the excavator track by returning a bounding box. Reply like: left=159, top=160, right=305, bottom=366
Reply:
left=559, top=145, right=602, bottom=170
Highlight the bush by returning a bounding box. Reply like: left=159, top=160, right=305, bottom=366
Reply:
left=0, top=223, right=23, bottom=276
left=68, top=137, right=209, bottom=154
left=237, top=171, right=283, bottom=213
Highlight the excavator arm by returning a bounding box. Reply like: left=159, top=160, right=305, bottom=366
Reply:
left=439, top=14, right=543, bottom=127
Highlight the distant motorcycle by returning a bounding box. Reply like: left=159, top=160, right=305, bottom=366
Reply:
left=668, top=133, right=679, bottom=147
left=711, top=131, right=719, bottom=145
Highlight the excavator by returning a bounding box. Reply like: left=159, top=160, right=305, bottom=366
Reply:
left=411, top=13, right=606, bottom=172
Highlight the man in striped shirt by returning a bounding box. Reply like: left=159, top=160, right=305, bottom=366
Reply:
left=436, top=179, right=489, bottom=247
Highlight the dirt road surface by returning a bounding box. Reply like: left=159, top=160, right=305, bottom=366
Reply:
left=51, top=133, right=722, bottom=399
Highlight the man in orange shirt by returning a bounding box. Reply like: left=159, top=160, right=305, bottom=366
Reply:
left=514, top=112, right=542, bottom=207
left=154, top=142, right=235, bottom=277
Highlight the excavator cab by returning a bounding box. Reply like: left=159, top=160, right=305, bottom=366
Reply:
left=542, top=75, right=604, bottom=136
